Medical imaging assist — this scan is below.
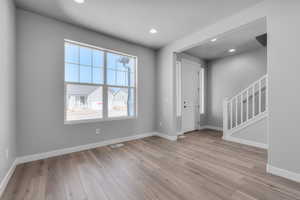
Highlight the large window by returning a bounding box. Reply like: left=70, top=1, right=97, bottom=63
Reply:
left=64, top=40, right=137, bottom=123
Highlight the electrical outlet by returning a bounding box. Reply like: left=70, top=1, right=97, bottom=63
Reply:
left=96, top=128, right=101, bottom=135
left=159, top=122, right=162, bottom=127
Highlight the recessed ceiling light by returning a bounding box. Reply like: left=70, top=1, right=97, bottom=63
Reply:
left=229, top=49, right=236, bottom=53
left=211, top=38, right=217, bottom=42
left=74, top=0, right=85, bottom=4
left=149, top=28, right=158, bottom=34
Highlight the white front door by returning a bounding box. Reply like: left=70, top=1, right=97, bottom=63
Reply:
left=181, top=59, right=200, bottom=133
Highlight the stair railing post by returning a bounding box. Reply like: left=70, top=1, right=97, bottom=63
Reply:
left=241, top=94, right=243, bottom=123
left=223, top=97, right=229, bottom=138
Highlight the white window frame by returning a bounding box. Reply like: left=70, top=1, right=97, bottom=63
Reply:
left=64, top=39, right=138, bottom=124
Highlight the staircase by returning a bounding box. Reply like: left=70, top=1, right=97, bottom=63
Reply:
left=222, top=74, right=268, bottom=148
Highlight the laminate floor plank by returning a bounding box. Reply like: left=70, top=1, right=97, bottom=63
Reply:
left=2, top=130, right=300, bottom=200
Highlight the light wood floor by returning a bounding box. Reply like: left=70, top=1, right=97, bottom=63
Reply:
left=2, top=130, right=300, bottom=200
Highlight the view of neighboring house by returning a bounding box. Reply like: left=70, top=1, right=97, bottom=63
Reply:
left=66, top=85, right=132, bottom=121
left=66, top=84, right=103, bottom=121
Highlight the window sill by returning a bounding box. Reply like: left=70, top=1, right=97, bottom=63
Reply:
left=64, top=116, right=137, bottom=125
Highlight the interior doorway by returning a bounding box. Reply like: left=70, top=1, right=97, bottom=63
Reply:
left=175, top=18, right=268, bottom=149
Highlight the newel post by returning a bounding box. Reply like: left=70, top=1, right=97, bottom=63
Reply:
left=223, top=97, right=229, bottom=138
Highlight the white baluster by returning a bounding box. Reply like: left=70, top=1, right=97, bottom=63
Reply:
left=241, top=94, right=243, bottom=123
left=225, top=75, right=267, bottom=131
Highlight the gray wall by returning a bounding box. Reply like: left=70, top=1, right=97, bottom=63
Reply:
left=207, top=47, right=267, bottom=128
left=156, top=49, right=176, bottom=136
left=16, top=9, right=156, bottom=156
left=0, top=0, right=16, bottom=184
left=268, top=1, right=300, bottom=174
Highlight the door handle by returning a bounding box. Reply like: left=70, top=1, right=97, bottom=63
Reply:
left=184, top=105, right=193, bottom=108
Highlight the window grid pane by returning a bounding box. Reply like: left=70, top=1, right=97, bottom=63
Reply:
left=66, top=84, right=103, bottom=121
left=106, top=52, right=135, bottom=87
left=80, top=65, right=92, bottom=83
left=64, top=41, right=136, bottom=121
left=108, top=87, right=134, bottom=118
left=65, top=43, right=79, bottom=63
left=80, top=47, right=92, bottom=66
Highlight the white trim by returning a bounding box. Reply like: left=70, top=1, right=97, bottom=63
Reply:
left=181, top=58, right=202, bottom=66
left=65, top=39, right=137, bottom=58
left=16, top=132, right=179, bottom=164
left=0, top=159, right=17, bottom=198
left=155, top=133, right=178, bottom=141
left=226, top=111, right=268, bottom=136
left=64, top=116, right=138, bottom=125
left=176, top=131, right=185, bottom=136
left=17, top=132, right=155, bottom=164
left=267, top=164, right=300, bottom=183
left=199, top=125, right=223, bottom=132
left=223, top=135, right=268, bottom=149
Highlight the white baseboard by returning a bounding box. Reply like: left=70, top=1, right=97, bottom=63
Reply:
left=199, top=125, right=223, bottom=132
left=223, top=135, right=268, bottom=149
left=0, top=159, right=18, bottom=198
left=267, top=164, right=300, bottom=183
left=176, top=131, right=185, bottom=136
left=155, top=132, right=178, bottom=141
left=17, top=132, right=156, bottom=164
left=16, top=132, right=179, bottom=164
